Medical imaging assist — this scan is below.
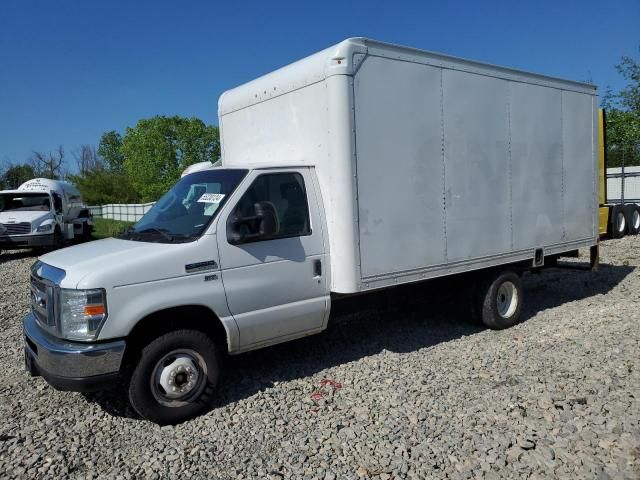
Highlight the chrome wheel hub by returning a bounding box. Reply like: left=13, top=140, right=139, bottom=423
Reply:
left=151, top=349, right=207, bottom=406
left=617, top=212, right=626, bottom=233
left=497, top=281, right=518, bottom=318
left=159, top=355, right=199, bottom=398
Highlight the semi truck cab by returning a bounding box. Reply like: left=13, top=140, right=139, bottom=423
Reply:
left=0, top=178, right=92, bottom=253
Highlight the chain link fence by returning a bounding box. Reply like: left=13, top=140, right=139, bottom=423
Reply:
left=606, top=143, right=640, bottom=204
left=88, top=202, right=155, bottom=222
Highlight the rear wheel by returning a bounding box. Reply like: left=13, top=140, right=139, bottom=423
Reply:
left=623, top=204, right=640, bottom=235
left=127, top=329, right=220, bottom=425
left=609, top=205, right=627, bottom=238
left=474, top=270, right=523, bottom=329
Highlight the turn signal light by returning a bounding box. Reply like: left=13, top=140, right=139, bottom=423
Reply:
left=84, top=305, right=106, bottom=316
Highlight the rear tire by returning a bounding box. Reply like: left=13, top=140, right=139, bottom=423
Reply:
left=623, top=204, right=640, bottom=235
left=127, top=329, right=220, bottom=425
left=475, top=270, right=523, bottom=329
left=609, top=205, right=627, bottom=238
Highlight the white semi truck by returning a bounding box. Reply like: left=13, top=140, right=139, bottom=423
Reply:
left=0, top=178, right=92, bottom=254
left=23, top=38, right=599, bottom=424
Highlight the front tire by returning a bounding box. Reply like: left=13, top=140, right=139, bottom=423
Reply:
left=475, top=270, right=523, bottom=329
left=53, top=227, right=64, bottom=249
left=127, top=329, right=219, bottom=425
left=80, top=222, right=92, bottom=242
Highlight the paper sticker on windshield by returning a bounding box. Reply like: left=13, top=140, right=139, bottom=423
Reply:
left=197, top=193, right=225, bottom=204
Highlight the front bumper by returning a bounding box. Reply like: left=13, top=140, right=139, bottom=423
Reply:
left=23, top=312, right=126, bottom=392
left=0, top=233, right=54, bottom=249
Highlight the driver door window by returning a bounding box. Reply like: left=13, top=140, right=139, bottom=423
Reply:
left=229, top=173, right=310, bottom=244
left=52, top=193, right=62, bottom=213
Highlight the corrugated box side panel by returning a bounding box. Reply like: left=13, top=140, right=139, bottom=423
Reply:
left=354, top=54, right=597, bottom=290
left=442, top=69, right=511, bottom=261
left=562, top=91, right=597, bottom=240
left=354, top=56, right=445, bottom=278
left=509, top=83, right=564, bottom=249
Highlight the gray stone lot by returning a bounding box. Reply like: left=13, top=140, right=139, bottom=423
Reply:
left=0, top=237, right=638, bottom=479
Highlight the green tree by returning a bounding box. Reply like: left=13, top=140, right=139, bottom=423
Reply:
left=602, top=53, right=640, bottom=167
left=121, top=116, right=220, bottom=201
left=67, top=169, right=140, bottom=205
left=1, top=163, right=36, bottom=189
left=98, top=131, right=125, bottom=173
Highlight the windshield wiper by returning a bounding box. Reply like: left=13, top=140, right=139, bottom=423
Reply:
left=120, top=227, right=174, bottom=242
left=119, top=227, right=136, bottom=240
left=135, top=228, right=174, bottom=242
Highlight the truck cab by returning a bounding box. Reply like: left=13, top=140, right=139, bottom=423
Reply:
left=0, top=178, right=92, bottom=253
left=24, top=165, right=330, bottom=424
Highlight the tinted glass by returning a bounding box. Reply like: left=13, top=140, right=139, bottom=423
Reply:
left=121, top=169, right=247, bottom=243
left=232, top=173, right=311, bottom=240
left=0, top=193, right=51, bottom=212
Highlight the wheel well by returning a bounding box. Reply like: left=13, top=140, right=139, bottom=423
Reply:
left=124, top=305, right=228, bottom=366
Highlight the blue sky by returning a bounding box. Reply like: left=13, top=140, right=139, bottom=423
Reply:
left=0, top=0, right=638, bottom=168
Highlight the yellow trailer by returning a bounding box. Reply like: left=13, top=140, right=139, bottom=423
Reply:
left=598, top=109, right=640, bottom=238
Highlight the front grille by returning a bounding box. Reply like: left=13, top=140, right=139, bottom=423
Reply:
left=30, top=276, right=56, bottom=330
left=1, top=222, right=31, bottom=235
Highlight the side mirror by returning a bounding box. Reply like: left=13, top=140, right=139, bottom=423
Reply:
left=227, top=217, right=248, bottom=245
left=253, top=202, right=278, bottom=237
left=227, top=202, right=278, bottom=245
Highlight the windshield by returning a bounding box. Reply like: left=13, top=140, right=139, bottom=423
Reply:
left=120, top=169, right=247, bottom=243
left=0, top=193, right=51, bottom=212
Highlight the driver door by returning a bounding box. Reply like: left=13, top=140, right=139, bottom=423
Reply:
left=217, top=168, right=329, bottom=350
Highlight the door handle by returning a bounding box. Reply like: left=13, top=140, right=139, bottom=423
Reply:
left=313, top=259, right=322, bottom=277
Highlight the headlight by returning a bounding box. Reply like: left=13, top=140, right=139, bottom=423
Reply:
left=36, top=223, right=53, bottom=232
left=59, top=288, right=108, bottom=341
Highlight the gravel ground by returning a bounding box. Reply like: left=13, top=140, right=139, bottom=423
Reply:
left=0, top=237, right=639, bottom=479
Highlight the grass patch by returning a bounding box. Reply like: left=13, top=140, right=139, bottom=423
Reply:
left=92, top=218, right=134, bottom=240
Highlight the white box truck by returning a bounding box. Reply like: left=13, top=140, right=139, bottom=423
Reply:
left=23, top=38, right=599, bottom=424
left=0, top=178, right=92, bottom=254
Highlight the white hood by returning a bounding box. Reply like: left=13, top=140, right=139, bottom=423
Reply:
left=0, top=210, right=52, bottom=226
left=39, top=237, right=214, bottom=289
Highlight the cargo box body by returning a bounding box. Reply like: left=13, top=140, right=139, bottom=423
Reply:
left=219, top=38, right=598, bottom=294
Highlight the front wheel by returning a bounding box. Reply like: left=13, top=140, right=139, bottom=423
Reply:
left=80, top=222, right=92, bottom=242
left=127, top=329, right=220, bottom=425
left=474, top=270, right=523, bottom=329
left=53, top=227, right=65, bottom=249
